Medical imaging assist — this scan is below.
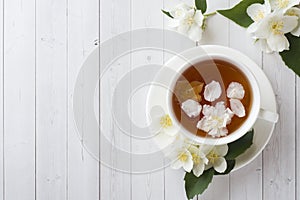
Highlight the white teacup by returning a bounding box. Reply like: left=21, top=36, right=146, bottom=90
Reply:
left=165, top=51, right=278, bottom=146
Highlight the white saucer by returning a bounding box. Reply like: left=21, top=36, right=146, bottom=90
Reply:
left=146, top=45, right=277, bottom=171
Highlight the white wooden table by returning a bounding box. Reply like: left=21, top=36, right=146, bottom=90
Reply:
left=0, top=0, right=299, bottom=199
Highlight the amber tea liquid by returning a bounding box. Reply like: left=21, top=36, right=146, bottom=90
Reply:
left=172, top=59, right=253, bottom=137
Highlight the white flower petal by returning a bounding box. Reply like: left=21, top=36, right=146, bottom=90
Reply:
left=219, top=127, right=229, bottom=137
left=225, top=108, right=234, bottom=124
left=172, top=8, right=205, bottom=42
left=291, top=25, right=300, bottom=37
left=230, top=99, right=246, bottom=117
left=184, top=9, right=196, bottom=20
left=177, top=22, right=190, bottom=34
left=153, top=132, right=177, bottom=150
left=169, top=145, right=194, bottom=172
left=165, top=125, right=179, bottom=137
left=149, top=106, right=165, bottom=134
left=208, top=128, right=219, bottom=137
left=247, top=3, right=270, bottom=22
left=271, top=0, right=300, bottom=12
left=202, top=104, right=214, bottom=116
left=183, top=151, right=193, bottom=172
left=197, top=102, right=233, bottom=137
left=250, top=8, right=297, bottom=53
left=254, top=15, right=273, bottom=38
left=227, top=82, right=245, bottom=99
left=208, top=127, right=228, bottom=138
left=215, top=101, right=226, bottom=115
left=215, top=145, right=229, bottom=157
left=256, top=39, right=274, bottom=53
left=200, top=145, right=214, bottom=156
left=188, top=144, right=199, bottom=153
left=247, top=4, right=264, bottom=21
left=267, top=34, right=290, bottom=52
left=149, top=106, right=179, bottom=137
left=197, top=117, right=212, bottom=132
left=183, top=156, right=194, bottom=172
left=169, top=3, right=191, bottom=19
left=216, top=102, right=233, bottom=125
left=189, top=145, right=208, bottom=167
left=188, top=24, right=203, bottom=41
left=213, top=157, right=227, bottom=173
left=181, top=99, right=202, bottom=118
left=205, top=163, right=213, bottom=170
left=282, top=15, right=298, bottom=33
left=204, top=80, right=222, bottom=102
left=265, top=0, right=272, bottom=12
left=200, top=152, right=209, bottom=164
left=194, top=10, right=204, bottom=26
left=286, top=7, right=300, bottom=36
left=247, top=22, right=260, bottom=33
left=193, top=161, right=205, bottom=177
left=171, top=159, right=183, bottom=169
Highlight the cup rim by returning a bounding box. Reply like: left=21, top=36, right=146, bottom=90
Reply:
left=166, top=54, right=260, bottom=145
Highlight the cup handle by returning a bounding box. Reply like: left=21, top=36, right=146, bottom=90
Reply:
left=258, top=108, right=279, bottom=123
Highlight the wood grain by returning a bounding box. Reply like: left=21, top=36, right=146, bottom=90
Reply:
left=230, top=159, right=263, bottom=200
left=263, top=53, right=296, bottom=200
left=35, top=0, right=67, bottom=198
left=297, top=76, right=299, bottom=200
left=3, top=0, right=36, bottom=199
left=130, top=0, right=165, bottom=199
left=100, top=0, right=131, bottom=199
left=68, top=0, right=100, bottom=199
left=0, top=0, right=3, bottom=198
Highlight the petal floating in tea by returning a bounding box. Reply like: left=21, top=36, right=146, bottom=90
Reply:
left=181, top=99, right=202, bottom=118
left=196, top=117, right=212, bottom=133
left=191, top=81, right=204, bottom=94
left=202, top=104, right=215, bottom=116
left=230, top=99, right=246, bottom=118
left=227, top=82, right=245, bottom=99
left=197, top=102, right=234, bottom=138
left=204, top=80, right=222, bottom=102
left=174, top=80, right=203, bottom=103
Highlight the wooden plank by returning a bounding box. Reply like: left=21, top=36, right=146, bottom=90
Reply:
left=35, top=0, right=67, bottom=199
left=263, top=53, right=296, bottom=200
left=200, top=176, right=229, bottom=200
left=68, top=0, right=100, bottom=199
left=227, top=0, right=263, bottom=198
left=99, top=0, right=132, bottom=199
left=0, top=0, right=3, bottom=198
left=230, top=158, right=262, bottom=199
left=3, top=0, right=35, bottom=199
left=201, top=0, right=230, bottom=46
left=296, top=76, right=299, bottom=200
left=130, top=0, right=164, bottom=199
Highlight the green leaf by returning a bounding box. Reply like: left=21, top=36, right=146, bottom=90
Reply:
left=195, top=0, right=207, bottom=13
left=184, top=168, right=214, bottom=199
left=161, top=9, right=174, bottom=19
left=217, top=0, right=264, bottom=28
left=225, top=129, right=254, bottom=160
left=214, top=160, right=236, bottom=175
left=280, top=34, right=300, bottom=77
